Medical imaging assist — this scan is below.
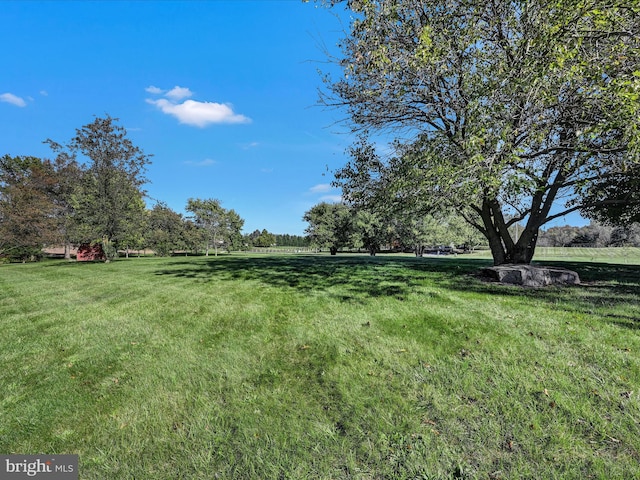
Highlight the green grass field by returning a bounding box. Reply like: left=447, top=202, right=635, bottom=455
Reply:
left=1, top=252, right=639, bottom=479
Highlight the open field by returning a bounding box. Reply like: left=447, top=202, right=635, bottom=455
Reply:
left=466, top=246, right=640, bottom=265
left=1, top=253, right=639, bottom=479
left=533, top=247, right=640, bottom=264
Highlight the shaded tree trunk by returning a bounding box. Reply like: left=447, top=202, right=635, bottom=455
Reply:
left=479, top=198, right=542, bottom=265
left=330, top=246, right=338, bottom=255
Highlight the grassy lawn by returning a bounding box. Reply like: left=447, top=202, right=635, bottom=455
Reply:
left=1, top=253, right=639, bottom=479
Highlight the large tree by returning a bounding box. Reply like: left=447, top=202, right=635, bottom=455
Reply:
left=351, top=209, right=392, bottom=255
left=325, top=0, right=640, bottom=265
left=250, top=229, right=277, bottom=248
left=303, top=202, right=353, bottom=255
left=224, top=208, right=245, bottom=253
left=186, top=198, right=244, bottom=256
left=146, top=203, right=185, bottom=256
left=47, top=115, right=151, bottom=261
left=0, top=156, right=58, bottom=261
left=0, top=154, right=82, bottom=261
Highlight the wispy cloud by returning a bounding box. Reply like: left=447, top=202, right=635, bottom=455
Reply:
left=0, top=93, right=27, bottom=107
left=320, top=194, right=343, bottom=203
left=307, top=183, right=342, bottom=203
left=165, top=86, right=193, bottom=101
left=146, top=85, right=251, bottom=127
left=184, top=158, right=217, bottom=167
left=309, top=183, right=332, bottom=194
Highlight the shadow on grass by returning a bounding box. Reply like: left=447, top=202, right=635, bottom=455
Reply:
left=445, top=260, right=640, bottom=329
left=154, top=254, right=640, bottom=327
left=155, top=254, right=488, bottom=302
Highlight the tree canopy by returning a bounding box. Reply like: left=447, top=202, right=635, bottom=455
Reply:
left=47, top=115, right=151, bottom=260
left=2, top=116, right=259, bottom=262
left=303, top=202, right=353, bottom=255
left=0, top=156, right=58, bottom=261
left=325, top=0, right=640, bottom=265
left=186, top=198, right=244, bottom=256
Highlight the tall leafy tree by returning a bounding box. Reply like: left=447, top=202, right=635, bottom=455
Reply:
left=186, top=198, right=225, bottom=256
left=224, top=208, right=245, bottom=253
left=182, top=218, right=206, bottom=255
left=146, top=203, right=184, bottom=256
left=186, top=198, right=244, bottom=256
left=50, top=154, right=83, bottom=259
left=351, top=209, right=392, bottom=255
left=0, top=155, right=58, bottom=261
left=47, top=115, right=151, bottom=261
left=303, top=202, right=353, bottom=255
left=251, top=229, right=277, bottom=248
left=325, top=0, right=640, bottom=265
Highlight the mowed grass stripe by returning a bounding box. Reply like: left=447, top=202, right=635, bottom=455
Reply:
left=0, top=253, right=639, bottom=479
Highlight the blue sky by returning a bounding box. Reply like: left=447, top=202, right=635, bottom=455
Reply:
left=1, top=0, right=587, bottom=235
left=1, top=0, right=352, bottom=236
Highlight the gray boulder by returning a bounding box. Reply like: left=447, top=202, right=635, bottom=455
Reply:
left=481, top=264, right=580, bottom=287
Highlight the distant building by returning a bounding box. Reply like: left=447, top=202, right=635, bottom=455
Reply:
left=76, top=243, right=106, bottom=262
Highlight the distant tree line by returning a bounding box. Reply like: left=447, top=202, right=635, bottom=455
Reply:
left=243, top=230, right=310, bottom=249
left=273, top=233, right=310, bottom=248
left=538, top=223, right=640, bottom=248
left=303, top=201, right=486, bottom=256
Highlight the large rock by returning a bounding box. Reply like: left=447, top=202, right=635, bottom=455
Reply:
left=481, top=264, right=580, bottom=287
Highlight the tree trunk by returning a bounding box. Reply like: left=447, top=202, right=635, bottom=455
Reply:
left=504, top=228, right=538, bottom=264
left=64, top=242, right=71, bottom=260
left=415, top=244, right=423, bottom=257
left=484, top=224, right=508, bottom=266
left=478, top=197, right=543, bottom=265
left=102, top=236, right=112, bottom=263
left=478, top=197, right=544, bottom=265
left=330, top=246, right=338, bottom=255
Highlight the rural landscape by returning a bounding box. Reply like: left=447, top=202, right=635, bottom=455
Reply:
left=1, top=250, right=639, bottom=478
left=2, top=0, right=640, bottom=479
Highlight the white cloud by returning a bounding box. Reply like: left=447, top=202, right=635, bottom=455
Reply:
left=165, top=86, right=193, bottom=101
left=147, top=98, right=251, bottom=127
left=309, top=183, right=332, bottom=193
left=0, top=93, right=27, bottom=107
left=145, top=85, right=164, bottom=94
left=146, top=84, right=251, bottom=127
left=184, top=158, right=217, bottom=167
left=39, top=90, right=48, bottom=97
left=320, top=194, right=343, bottom=203
left=320, top=195, right=342, bottom=203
